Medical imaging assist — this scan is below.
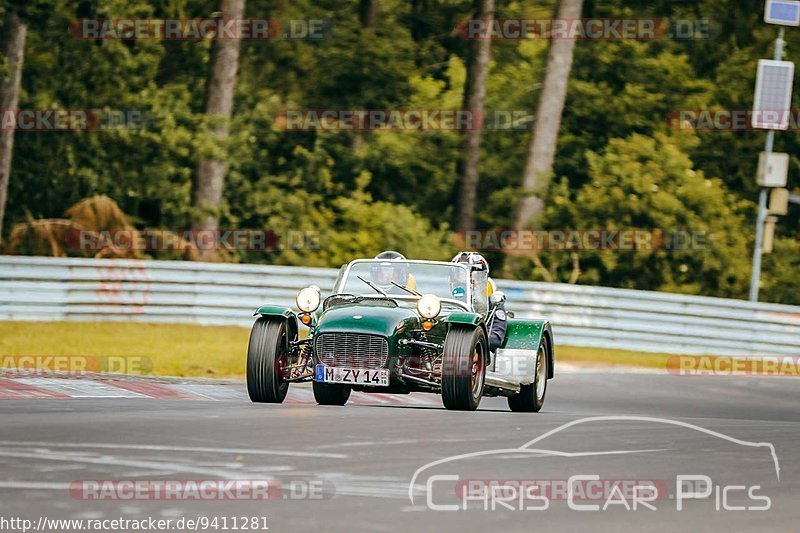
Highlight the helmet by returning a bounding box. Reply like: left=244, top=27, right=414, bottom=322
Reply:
left=451, top=252, right=489, bottom=314
left=375, top=250, right=406, bottom=261
left=451, top=252, right=489, bottom=276
left=371, top=251, right=409, bottom=290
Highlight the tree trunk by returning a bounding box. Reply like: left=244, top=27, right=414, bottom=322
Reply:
left=352, top=0, right=379, bottom=155
left=513, top=0, right=582, bottom=229
left=0, top=10, right=27, bottom=243
left=455, top=0, right=494, bottom=232
left=358, top=0, right=379, bottom=31
left=192, top=0, right=245, bottom=259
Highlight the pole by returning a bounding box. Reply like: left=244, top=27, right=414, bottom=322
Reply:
left=750, top=26, right=786, bottom=302
left=750, top=189, right=768, bottom=301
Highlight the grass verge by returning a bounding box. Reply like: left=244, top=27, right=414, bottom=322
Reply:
left=0, top=321, right=250, bottom=378
left=556, top=345, right=672, bottom=370
left=0, top=321, right=672, bottom=378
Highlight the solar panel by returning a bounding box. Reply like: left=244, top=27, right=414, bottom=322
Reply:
left=752, top=60, right=795, bottom=130
left=765, top=0, right=800, bottom=26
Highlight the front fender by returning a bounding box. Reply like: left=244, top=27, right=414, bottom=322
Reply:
left=497, top=319, right=555, bottom=380
left=253, top=305, right=299, bottom=342
left=443, top=312, right=484, bottom=327
left=443, top=313, right=488, bottom=347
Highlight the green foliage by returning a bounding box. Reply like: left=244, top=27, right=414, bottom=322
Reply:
left=761, top=237, right=800, bottom=305
left=227, top=143, right=454, bottom=265
left=534, top=133, right=751, bottom=298
left=1, top=0, right=799, bottom=304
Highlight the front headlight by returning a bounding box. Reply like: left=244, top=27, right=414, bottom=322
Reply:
left=296, top=286, right=321, bottom=313
left=417, top=294, right=441, bottom=319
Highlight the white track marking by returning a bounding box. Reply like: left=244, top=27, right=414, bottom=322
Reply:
left=0, top=440, right=347, bottom=459
left=3, top=376, right=445, bottom=406
left=0, top=449, right=268, bottom=480
left=169, top=384, right=247, bottom=400
left=0, top=481, right=72, bottom=490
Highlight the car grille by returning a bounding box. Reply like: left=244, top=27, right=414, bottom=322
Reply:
left=315, top=333, right=389, bottom=369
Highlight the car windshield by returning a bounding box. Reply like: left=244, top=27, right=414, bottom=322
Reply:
left=336, top=260, right=472, bottom=306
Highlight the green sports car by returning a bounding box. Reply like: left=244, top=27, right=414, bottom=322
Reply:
left=246, top=259, right=554, bottom=411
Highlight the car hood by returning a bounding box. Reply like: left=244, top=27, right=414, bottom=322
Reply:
left=316, top=303, right=420, bottom=337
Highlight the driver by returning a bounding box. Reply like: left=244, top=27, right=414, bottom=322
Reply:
left=451, top=252, right=507, bottom=356
left=371, top=251, right=416, bottom=292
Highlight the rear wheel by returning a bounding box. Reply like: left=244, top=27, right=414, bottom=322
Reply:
left=312, top=381, right=351, bottom=406
left=442, top=326, right=487, bottom=411
left=246, top=317, right=290, bottom=403
left=508, top=341, right=549, bottom=412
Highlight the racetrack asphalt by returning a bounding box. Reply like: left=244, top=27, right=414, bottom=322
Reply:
left=0, top=370, right=798, bottom=532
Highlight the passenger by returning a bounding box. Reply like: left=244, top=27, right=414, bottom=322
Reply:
left=451, top=252, right=507, bottom=355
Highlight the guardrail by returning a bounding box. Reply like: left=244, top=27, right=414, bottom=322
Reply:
left=1, top=256, right=799, bottom=356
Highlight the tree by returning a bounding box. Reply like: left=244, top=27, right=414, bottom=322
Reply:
left=540, top=133, right=752, bottom=297
left=358, top=0, right=379, bottom=31
left=513, top=0, right=582, bottom=229
left=192, top=0, right=246, bottom=259
left=354, top=0, right=380, bottom=153
left=0, top=7, right=27, bottom=242
left=0, top=0, right=796, bottom=304
left=761, top=237, right=800, bottom=304
left=456, top=0, right=494, bottom=232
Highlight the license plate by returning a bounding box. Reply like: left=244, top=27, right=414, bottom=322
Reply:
left=314, top=365, right=389, bottom=387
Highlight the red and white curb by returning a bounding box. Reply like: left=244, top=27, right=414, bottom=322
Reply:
left=0, top=375, right=442, bottom=406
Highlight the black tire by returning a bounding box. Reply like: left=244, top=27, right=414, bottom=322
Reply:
left=312, top=381, right=351, bottom=406
left=442, top=326, right=487, bottom=411
left=508, top=341, right=549, bottom=412
left=246, top=317, right=290, bottom=403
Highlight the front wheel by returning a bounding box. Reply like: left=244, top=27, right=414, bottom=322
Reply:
left=508, top=342, right=549, bottom=412
left=442, top=326, right=487, bottom=411
left=312, top=381, right=351, bottom=406
left=246, top=317, right=290, bottom=403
